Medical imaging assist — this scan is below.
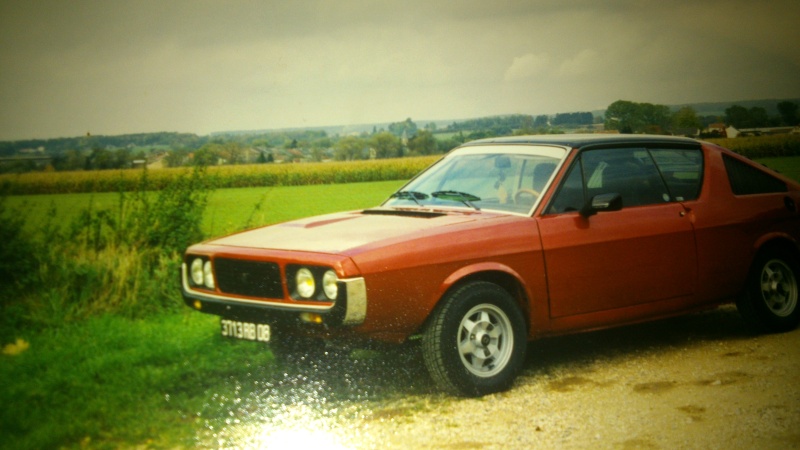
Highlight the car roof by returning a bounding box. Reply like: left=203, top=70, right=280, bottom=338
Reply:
left=460, top=134, right=700, bottom=149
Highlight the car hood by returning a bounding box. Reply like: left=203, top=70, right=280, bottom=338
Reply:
left=205, top=208, right=499, bottom=255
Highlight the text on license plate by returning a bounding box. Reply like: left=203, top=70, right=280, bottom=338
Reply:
left=221, top=319, right=271, bottom=342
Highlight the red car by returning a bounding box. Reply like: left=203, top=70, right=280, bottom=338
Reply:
left=182, top=134, right=800, bottom=396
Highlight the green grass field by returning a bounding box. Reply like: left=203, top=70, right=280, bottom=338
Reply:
left=7, top=180, right=406, bottom=237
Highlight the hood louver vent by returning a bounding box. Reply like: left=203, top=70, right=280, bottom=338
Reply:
left=361, top=208, right=445, bottom=218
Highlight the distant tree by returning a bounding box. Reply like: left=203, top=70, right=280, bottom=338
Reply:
left=672, top=106, right=703, bottom=135
left=777, top=101, right=799, bottom=125
left=552, top=112, right=594, bottom=126
left=388, top=118, right=418, bottom=139
left=53, top=149, right=86, bottom=171
left=534, top=115, right=549, bottom=128
left=86, top=147, right=116, bottom=170
left=334, top=136, right=366, bottom=161
left=164, top=148, right=189, bottom=167
left=605, top=100, right=671, bottom=134
left=725, top=105, right=750, bottom=128
left=221, top=142, right=245, bottom=164
left=407, top=130, right=438, bottom=155
left=639, top=103, right=672, bottom=134
left=192, top=144, right=221, bottom=166
left=672, top=107, right=702, bottom=134
left=604, top=100, right=642, bottom=133
left=370, top=131, right=402, bottom=158
left=748, top=107, right=770, bottom=127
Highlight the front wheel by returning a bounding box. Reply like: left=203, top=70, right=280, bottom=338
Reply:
left=422, top=281, right=527, bottom=396
left=737, top=248, right=800, bottom=333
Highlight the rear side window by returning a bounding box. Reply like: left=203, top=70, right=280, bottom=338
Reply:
left=722, top=155, right=787, bottom=195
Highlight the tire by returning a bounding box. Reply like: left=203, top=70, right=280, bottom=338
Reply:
left=422, top=281, right=527, bottom=396
left=737, top=248, right=800, bottom=333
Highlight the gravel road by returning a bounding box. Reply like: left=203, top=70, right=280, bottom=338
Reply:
left=203, top=305, right=800, bottom=449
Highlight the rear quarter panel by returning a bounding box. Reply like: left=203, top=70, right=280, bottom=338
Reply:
left=690, top=143, right=800, bottom=302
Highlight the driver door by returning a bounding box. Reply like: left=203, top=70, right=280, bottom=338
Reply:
left=537, top=147, right=697, bottom=321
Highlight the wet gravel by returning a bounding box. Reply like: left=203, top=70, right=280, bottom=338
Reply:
left=198, top=305, right=800, bottom=449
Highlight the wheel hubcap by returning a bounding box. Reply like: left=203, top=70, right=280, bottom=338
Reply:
left=458, top=304, right=514, bottom=377
left=760, top=259, right=798, bottom=317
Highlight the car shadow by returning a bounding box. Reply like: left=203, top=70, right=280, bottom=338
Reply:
left=522, top=305, right=756, bottom=377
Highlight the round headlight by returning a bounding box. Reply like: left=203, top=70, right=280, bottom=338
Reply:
left=190, top=258, right=204, bottom=286
left=322, top=270, right=338, bottom=300
left=203, top=260, right=215, bottom=289
left=296, top=268, right=315, bottom=298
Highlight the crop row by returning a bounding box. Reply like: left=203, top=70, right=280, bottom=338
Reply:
left=0, top=156, right=440, bottom=195
left=704, top=134, right=800, bottom=158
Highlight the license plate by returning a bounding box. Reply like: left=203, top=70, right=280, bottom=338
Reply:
left=220, top=319, right=271, bottom=343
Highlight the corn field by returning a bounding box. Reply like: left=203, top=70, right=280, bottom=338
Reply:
left=0, top=156, right=440, bottom=195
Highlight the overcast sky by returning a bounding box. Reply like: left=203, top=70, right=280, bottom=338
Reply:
left=1, top=0, right=798, bottom=141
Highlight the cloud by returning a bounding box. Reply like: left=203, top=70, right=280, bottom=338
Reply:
left=558, top=49, right=600, bottom=76
left=504, top=53, right=551, bottom=82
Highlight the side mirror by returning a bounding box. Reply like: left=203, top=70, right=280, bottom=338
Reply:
left=580, top=193, right=623, bottom=218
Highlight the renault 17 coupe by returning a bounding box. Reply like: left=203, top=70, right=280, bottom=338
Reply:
left=182, top=134, right=800, bottom=396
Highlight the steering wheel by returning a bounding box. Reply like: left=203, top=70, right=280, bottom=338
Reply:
left=514, top=188, right=540, bottom=204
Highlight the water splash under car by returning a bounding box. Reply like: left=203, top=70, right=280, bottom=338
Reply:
left=182, top=134, right=800, bottom=396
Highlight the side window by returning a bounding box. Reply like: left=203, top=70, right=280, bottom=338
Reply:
left=722, top=154, right=787, bottom=195
left=649, top=148, right=703, bottom=201
left=582, top=148, right=669, bottom=207
left=547, top=148, right=674, bottom=214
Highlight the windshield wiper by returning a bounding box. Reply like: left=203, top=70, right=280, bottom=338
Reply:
left=431, top=190, right=481, bottom=210
left=390, top=190, right=429, bottom=206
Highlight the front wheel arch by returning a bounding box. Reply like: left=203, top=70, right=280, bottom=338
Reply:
left=425, top=270, right=531, bottom=334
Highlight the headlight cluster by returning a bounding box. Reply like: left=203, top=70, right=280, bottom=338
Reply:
left=189, top=257, right=215, bottom=290
left=289, top=265, right=339, bottom=301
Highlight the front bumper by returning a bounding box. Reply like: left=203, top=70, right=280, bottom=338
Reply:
left=181, top=263, right=367, bottom=327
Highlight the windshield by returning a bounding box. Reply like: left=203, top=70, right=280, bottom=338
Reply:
left=384, top=145, right=566, bottom=214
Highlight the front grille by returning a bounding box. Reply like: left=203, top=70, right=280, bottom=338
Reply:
left=214, top=258, right=283, bottom=299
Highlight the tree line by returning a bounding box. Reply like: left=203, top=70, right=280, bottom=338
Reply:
left=604, top=100, right=799, bottom=135
left=2, top=99, right=798, bottom=174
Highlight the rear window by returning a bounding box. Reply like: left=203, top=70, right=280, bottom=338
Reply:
left=722, top=155, right=787, bottom=195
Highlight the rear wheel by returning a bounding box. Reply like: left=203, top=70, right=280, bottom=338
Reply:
left=422, top=281, right=527, bottom=396
left=737, top=248, right=800, bottom=333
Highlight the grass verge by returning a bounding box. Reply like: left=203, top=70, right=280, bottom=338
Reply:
left=0, top=312, right=277, bottom=449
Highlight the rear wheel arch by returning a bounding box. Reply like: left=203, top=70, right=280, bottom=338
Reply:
left=737, top=238, right=800, bottom=332
left=754, top=237, right=800, bottom=263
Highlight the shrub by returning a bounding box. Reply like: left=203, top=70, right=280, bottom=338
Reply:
left=3, top=167, right=211, bottom=331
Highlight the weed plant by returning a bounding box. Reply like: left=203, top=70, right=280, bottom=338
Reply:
left=0, top=167, right=210, bottom=338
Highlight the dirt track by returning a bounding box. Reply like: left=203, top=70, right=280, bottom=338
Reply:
left=201, top=305, right=800, bottom=449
